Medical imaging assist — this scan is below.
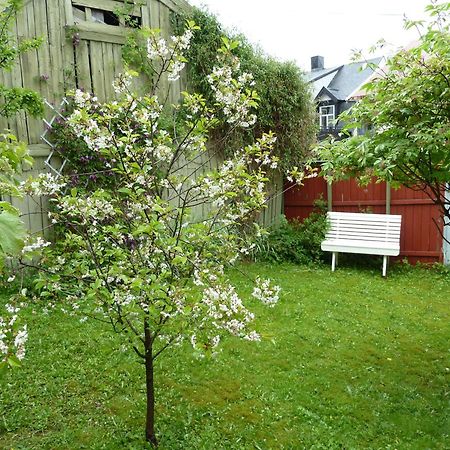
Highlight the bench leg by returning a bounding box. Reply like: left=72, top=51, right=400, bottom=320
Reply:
left=332, top=252, right=338, bottom=272
left=382, top=255, right=388, bottom=277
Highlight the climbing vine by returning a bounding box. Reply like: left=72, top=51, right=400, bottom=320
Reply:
left=176, top=8, right=316, bottom=170
left=122, top=7, right=317, bottom=171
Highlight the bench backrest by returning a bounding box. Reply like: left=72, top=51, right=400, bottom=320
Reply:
left=325, top=212, right=402, bottom=244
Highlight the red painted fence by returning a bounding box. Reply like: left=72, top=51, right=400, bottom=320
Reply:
left=284, top=177, right=443, bottom=264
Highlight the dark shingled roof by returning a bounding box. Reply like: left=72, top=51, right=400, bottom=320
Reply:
left=306, top=57, right=383, bottom=101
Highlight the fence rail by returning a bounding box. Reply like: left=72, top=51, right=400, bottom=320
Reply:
left=285, top=177, right=444, bottom=264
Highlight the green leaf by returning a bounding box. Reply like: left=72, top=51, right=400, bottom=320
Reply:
left=0, top=211, right=27, bottom=255
left=172, top=255, right=187, bottom=265
left=0, top=361, right=8, bottom=377
left=0, top=201, right=19, bottom=214
left=7, top=355, right=22, bottom=368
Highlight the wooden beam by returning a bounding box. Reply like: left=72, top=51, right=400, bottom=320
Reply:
left=73, top=0, right=142, bottom=17
left=29, top=144, right=51, bottom=157
left=327, top=181, right=333, bottom=211
left=158, top=0, right=191, bottom=13
left=76, top=21, right=129, bottom=44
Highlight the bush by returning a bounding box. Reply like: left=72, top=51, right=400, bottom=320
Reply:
left=171, top=8, right=317, bottom=171
left=252, top=200, right=328, bottom=264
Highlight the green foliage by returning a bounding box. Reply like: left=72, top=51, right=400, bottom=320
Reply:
left=0, top=0, right=44, bottom=257
left=252, top=199, right=328, bottom=264
left=47, top=102, right=116, bottom=190
left=0, top=0, right=44, bottom=118
left=1, top=264, right=449, bottom=448
left=317, top=2, right=450, bottom=226
left=0, top=86, right=44, bottom=117
left=155, top=8, right=316, bottom=170
left=0, top=133, right=33, bottom=258
left=0, top=211, right=26, bottom=255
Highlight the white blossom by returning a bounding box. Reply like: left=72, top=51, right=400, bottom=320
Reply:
left=252, top=278, right=281, bottom=307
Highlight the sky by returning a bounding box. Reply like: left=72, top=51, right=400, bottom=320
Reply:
left=187, top=0, right=432, bottom=71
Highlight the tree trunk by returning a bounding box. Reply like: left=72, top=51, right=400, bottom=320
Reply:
left=144, top=321, right=158, bottom=447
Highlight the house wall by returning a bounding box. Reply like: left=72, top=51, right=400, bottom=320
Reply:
left=317, top=99, right=355, bottom=139
left=284, top=177, right=444, bottom=264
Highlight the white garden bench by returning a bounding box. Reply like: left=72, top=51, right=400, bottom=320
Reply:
left=321, top=211, right=402, bottom=277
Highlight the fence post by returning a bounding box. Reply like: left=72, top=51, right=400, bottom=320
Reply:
left=327, top=180, right=333, bottom=211
left=386, top=182, right=391, bottom=214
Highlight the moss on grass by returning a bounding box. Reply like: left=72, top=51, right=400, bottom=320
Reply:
left=0, top=263, right=448, bottom=449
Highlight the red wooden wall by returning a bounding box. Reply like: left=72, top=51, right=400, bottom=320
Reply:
left=284, top=177, right=443, bottom=264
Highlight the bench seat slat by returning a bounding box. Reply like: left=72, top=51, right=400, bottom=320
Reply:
left=327, top=233, right=401, bottom=239
left=322, top=239, right=400, bottom=256
left=329, top=223, right=401, bottom=230
left=327, top=212, right=401, bottom=221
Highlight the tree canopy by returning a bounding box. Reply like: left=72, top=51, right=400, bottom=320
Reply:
left=317, top=2, right=450, bottom=229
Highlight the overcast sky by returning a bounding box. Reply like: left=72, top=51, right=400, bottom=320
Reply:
left=188, top=0, right=432, bottom=71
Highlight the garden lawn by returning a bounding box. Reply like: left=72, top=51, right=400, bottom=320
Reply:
left=0, top=263, right=448, bottom=449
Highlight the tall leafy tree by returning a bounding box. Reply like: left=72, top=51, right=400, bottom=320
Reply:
left=318, top=2, right=450, bottom=234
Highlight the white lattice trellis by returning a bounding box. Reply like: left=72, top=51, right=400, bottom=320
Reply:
left=41, top=98, right=69, bottom=178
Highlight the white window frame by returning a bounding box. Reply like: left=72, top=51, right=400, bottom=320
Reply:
left=319, top=105, right=335, bottom=129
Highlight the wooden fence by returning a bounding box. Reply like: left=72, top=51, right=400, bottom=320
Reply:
left=1, top=0, right=283, bottom=232
left=284, top=177, right=445, bottom=264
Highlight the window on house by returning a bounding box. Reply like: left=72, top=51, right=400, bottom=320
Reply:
left=319, top=105, right=335, bottom=129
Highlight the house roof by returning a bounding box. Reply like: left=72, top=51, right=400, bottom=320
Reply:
left=306, top=57, right=383, bottom=101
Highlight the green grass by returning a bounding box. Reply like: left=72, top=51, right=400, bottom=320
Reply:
left=0, top=263, right=449, bottom=449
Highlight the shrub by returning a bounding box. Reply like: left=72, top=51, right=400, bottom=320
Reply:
left=252, top=199, right=328, bottom=264
left=169, top=7, right=317, bottom=171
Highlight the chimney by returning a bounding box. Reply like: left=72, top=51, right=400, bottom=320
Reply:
left=311, top=55, right=324, bottom=71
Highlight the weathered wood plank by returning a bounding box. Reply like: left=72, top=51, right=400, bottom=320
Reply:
left=158, top=0, right=190, bottom=13
left=0, top=64, right=9, bottom=133
left=12, top=4, right=29, bottom=142
left=102, top=42, right=115, bottom=99
left=73, top=0, right=142, bottom=17
left=75, top=39, right=93, bottom=92
left=158, top=3, right=170, bottom=105
left=62, top=0, right=76, bottom=92
left=29, top=144, right=51, bottom=156
left=46, top=0, right=65, bottom=102
left=34, top=0, right=52, bottom=104
left=76, top=21, right=129, bottom=44
left=149, top=0, right=160, bottom=29
left=90, top=41, right=107, bottom=101
left=141, top=5, right=150, bottom=27
left=23, top=0, right=43, bottom=143
left=112, top=44, right=124, bottom=76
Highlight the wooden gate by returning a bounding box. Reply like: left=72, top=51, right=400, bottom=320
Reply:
left=284, top=177, right=444, bottom=264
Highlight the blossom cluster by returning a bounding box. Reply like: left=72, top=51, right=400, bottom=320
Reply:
left=0, top=304, right=28, bottom=365
left=207, top=53, right=258, bottom=128
left=190, top=282, right=261, bottom=354
left=58, top=190, right=116, bottom=226
left=147, top=27, right=194, bottom=82
left=22, top=172, right=66, bottom=196
left=22, top=236, right=51, bottom=255
left=252, top=277, right=281, bottom=307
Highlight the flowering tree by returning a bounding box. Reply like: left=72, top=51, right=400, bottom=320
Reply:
left=32, top=23, right=293, bottom=446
